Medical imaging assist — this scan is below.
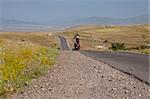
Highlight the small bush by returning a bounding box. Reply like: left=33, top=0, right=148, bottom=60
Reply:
left=110, top=42, right=126, bottom=51
left=127, top=47, right=140, bottom=50
left=104, top=40, right=108, bottom=43
left=140, top=45, right=150, bottom=49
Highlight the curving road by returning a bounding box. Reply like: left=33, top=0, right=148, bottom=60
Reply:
left=58, top=36, right=69, bottom=50
left=58, top=36, right=150, bottom=84
left=80, top=51, right=150, bottom=84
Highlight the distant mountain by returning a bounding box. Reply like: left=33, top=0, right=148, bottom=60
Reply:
left=0, top=14, right=149, bottom=26
left=42, top=14, right=149, bottom=26
left=0, top=18, right=39, bottom=25
left=73, top=14, right=149, bottom=25
left=0, top=14, right=149, bottom=31
left=0, top=18, right=64, bottom=32
left=0, top=18, right=53, bottom=32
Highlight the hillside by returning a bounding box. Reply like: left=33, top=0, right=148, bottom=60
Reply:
left=61, top=24, right=150, bottom=54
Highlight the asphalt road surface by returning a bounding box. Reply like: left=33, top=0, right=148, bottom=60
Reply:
left=81, top=51, right=150, bottom=84
left=58, top=36, right=69, bottom=50
left=58, top=36, right=150, bottom=84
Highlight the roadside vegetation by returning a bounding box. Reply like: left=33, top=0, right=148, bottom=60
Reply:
left=61, top=24, right=150, bottom=54
left=109, top=42, right=150, bottom=54
left=109, top=42, right=126, bottom=51
left=0, top=32, right=59, bottom=96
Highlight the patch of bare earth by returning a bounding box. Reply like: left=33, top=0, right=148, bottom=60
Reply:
left=10, top=51, right=149, bottom=99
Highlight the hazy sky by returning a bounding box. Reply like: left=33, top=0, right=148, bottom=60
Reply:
left=0, top=0, right=149, bottom=22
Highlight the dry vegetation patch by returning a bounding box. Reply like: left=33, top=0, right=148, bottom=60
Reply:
left=0, top=32, right=59, bottom=96
left=0, top=32, right=58, bottom=48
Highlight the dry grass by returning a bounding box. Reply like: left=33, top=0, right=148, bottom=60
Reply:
left=0, top=32, right=59, bottom=96
left=61, top=24, right=150, bottom=53
left=0, top=32, right=58, bottom=48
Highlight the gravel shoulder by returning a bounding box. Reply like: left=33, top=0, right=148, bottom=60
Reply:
left=10, top=51, right=149, bottom=99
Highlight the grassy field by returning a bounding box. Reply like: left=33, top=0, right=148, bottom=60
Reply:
left=0, top=32, right=58, bottom=48
left=0, top=32, right=59, bottom=96
left=61, top=24, right=150, bottom=54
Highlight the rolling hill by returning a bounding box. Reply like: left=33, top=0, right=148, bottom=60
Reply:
left=0, top=14, right=149, bottom=31
left=73, top=15, right=149, bottom=25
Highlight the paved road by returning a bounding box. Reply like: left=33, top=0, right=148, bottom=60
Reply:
left=58, top=36, right=150, bottom=84
left=81, top=51, right=150, bottom=84
left=58, top=36, right=69, bottom=50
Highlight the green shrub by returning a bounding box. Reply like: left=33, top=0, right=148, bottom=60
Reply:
left=110, top=42, right=126, bottom=51
left=140, top=45, right=150, bottom=49
left=127, top=47, right=140, bottom=50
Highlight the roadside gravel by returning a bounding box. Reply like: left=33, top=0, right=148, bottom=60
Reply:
left=10, top=51, right=149, bottom=99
